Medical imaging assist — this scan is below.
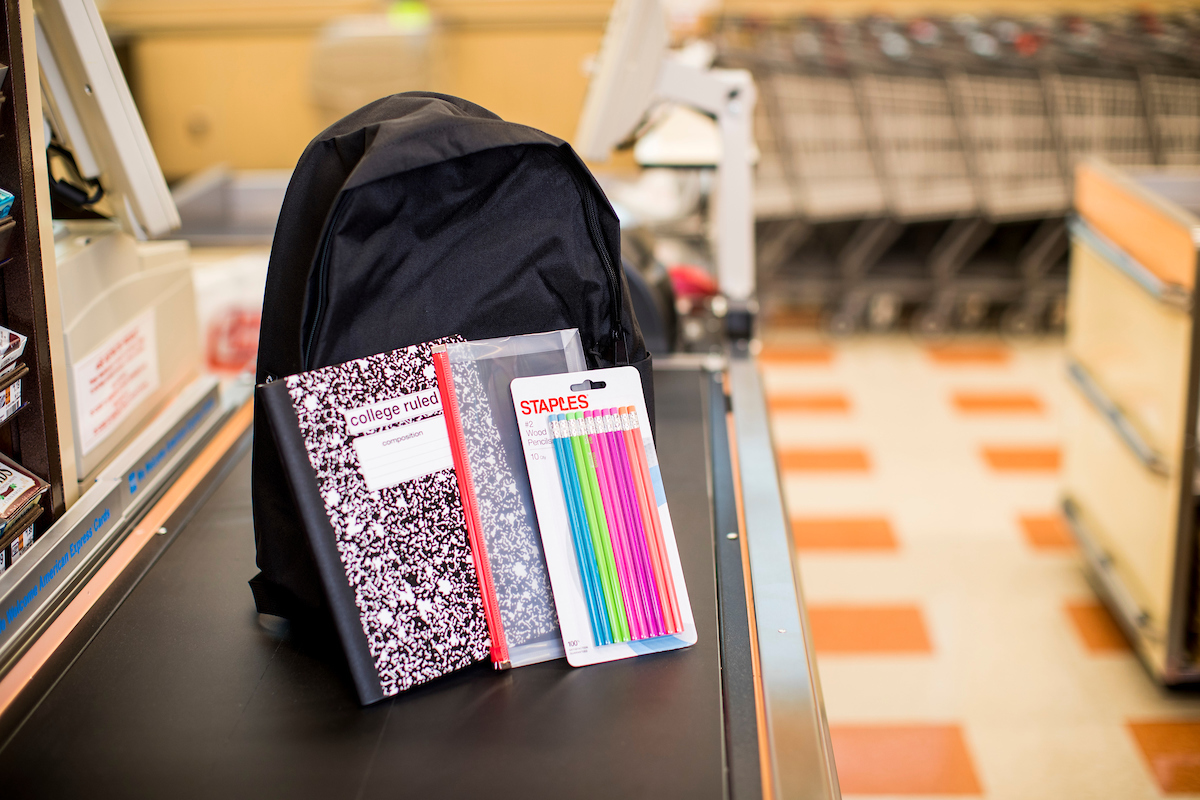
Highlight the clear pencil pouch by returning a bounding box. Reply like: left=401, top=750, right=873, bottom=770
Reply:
left=433, top=329, right=585, bottom=668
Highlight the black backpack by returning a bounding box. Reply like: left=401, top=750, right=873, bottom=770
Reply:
left=250, top=93, right=653, bottom=622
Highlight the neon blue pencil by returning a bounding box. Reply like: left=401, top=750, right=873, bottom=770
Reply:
left=558, top=416, right=614, bottom=646
left=551, top=414, right=609, bottom=645
left=550, top=415, right=597, bottom=643
left=561, top=414, right=613, bottom=645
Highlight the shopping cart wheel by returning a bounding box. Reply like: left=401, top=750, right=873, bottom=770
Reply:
left=912, top=308, right=952, bottom=338
left=956, top=293, right=990, bottom=330
left=828, top=293, right=868, bottom=336
left=912, top=292, right=955, bottom=338
left=867, top=293, right=901, bottom=332
left=827, top=311, right=859, bottom=336
left=1001, top=305, right=1039, bottom=336
left=1046, top=295, right=1068, bottom=331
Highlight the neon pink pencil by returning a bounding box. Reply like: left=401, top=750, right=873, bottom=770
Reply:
left=593, top=409, right=657, bottom=639
left=603, top=409, right=665, bottom=636
left=585, top=410, right=648, bottom=639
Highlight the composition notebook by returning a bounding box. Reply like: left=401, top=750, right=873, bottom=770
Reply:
left=433, top=329, right=585, bottom=668
left=259, top=339, right=490, bottom=705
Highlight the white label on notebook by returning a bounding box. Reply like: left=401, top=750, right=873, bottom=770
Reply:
left=351, top=414, right=453, bottom=492
left=74, top=309, right=160, bottom=456
left=342, top=388, right=442, bottom=436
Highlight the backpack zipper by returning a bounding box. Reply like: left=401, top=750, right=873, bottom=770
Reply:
left=303, top=195, right=348, bottom=371
left=547, top=148, right=628, bottom=365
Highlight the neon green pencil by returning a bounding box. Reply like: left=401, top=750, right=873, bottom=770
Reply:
left=570, top=412, right=629, bottom=642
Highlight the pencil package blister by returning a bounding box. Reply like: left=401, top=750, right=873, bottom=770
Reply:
left=433, top=329, right=586, bottom=668
left=511, top=366, right=696, bottom=667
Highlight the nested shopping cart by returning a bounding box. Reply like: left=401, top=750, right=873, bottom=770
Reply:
left=947, top=68, right=1070, bottom=221
left=1134, top=14, right=1200, bottom=168
left=765, top=67, right=886, bottom=223
left=1045, top=70, right=1156, bottom=167
left=1143, top=72, right=1200, bottom=166
left=764, top=64, right=905, bottom=323
left=829, top=19, right=992, bottom=333
left=854, top=69, right=978, bottom=222
left=712, top=11, right=1200, bottom=334
left=938, top=23, right=1075, bottom=335
left=713, top=21, right=799, bottom=222
left=1042, top=18, right=1158, bottom=169
left=749, top=19, right=935, bottom=327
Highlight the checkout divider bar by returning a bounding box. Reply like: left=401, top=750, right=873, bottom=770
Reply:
left=727, top=350, right=841, bottom=800
left=707, top=368, right=766, bottom=800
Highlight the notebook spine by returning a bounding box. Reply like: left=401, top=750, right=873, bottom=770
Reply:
left=433, top=350, right=508, bottom=666
left=259, top=381, right=383, bottom=703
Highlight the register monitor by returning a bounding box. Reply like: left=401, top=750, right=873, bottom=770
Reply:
left=575, top=0, right=670, bottom=164
left=33, top=0, right=179, bottom=239
left=576, top=0, right=757, bottom=315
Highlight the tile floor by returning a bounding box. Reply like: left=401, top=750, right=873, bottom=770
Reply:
left=760, top=333, right=1200, bottom=799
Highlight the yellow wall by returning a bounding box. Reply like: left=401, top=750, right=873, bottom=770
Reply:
left=101, top=0, right=1200, bottom=178
left=440, top=27, right=602, bottom=141
left=104, top=1, right=612, bottom=177
left=131, top=33, right=328, bottom=175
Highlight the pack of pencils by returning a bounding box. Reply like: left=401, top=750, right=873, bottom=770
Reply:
left=512, top=366, right=696, bottom=667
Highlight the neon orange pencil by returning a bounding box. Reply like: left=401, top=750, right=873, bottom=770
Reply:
left=619, top=406, right=675, bottom=633
left=620, top=406, right=682, bottom=633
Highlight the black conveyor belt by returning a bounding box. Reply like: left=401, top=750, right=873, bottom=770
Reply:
left=0, top=368, right=752, bottom=799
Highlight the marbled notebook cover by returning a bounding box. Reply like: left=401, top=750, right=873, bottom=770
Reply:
left=262, top=339, right=489, bottom=703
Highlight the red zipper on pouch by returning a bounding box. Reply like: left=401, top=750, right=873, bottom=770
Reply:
left=432, top=348, right=508, bottom=666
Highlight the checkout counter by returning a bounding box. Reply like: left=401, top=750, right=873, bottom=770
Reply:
left=0, top=353, right=839, bottom=799
left=0, top=0, right=839, bottom=794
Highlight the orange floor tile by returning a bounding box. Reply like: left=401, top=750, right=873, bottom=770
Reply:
left=1019, top=514, right=1075, bottom=550
left=809, top=605, right=933, bottom=654
left=1128, top=721, right=1200, bottom=794
left=1066, top=602, right=1132, bottom=654
left=779, top=447, right=871, bottom=472
left=830, top=724, right=984, bottom=795
left=757, top=344, right=835, bottom=365
left=768, top=392, right=851, bottom=413
left=981, top=446, right=1061, bottom=472
left=926, top=344, right=1012, bottom=365
left=952, top=391, right=1044, bottom=414
left=792, top=516, right=898, bottom=551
